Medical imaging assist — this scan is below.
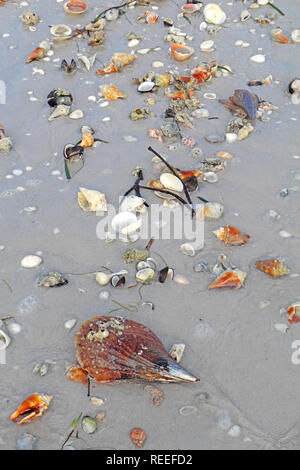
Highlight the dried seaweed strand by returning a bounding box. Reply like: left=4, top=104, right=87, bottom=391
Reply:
left=268, top=2, right=285, bottom=16
left=92, top=1, right=130, bottom=23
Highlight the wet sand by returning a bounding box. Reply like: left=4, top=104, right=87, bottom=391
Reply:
left=1, top=0, right=300, bottom=450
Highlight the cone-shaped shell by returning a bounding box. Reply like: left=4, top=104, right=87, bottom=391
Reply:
left=170, top=43, right=194, bottom=61
left=73, top=316, right=199, bottom=383
left=26, top=46, right=45, bottom=64
left=100, top=84, right=126, bottom=101
left=255, top=259, right=290, bottom=277
left=208, top=269, right=246, bottom=290
left=78, top=187, right=108, bottom=212
left=213, top=225, right=250, bottom=246
left=271, top=27, right=290, bottom=44
left=10, top=393, right=53, bottom=424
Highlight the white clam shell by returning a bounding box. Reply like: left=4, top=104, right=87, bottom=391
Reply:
left=119, top=195, right=146, bottom=213
left=69, top=109, right=84, bottom=119
left=111, top=211, right=141, bottom=235
left=291, top=30, right=300, bottom=43
left=137, top=81, right=156, bottom=93
left=204, top=3, right=226, bottom=25
left=50, top=24, right=72, bottom=37
left=250, top=54, right=265, bottom=63
left=95, top=272, right=112, bottom=286
left=21, top=255, right=43, bottom=268
left=0, top=329, right=11, bottom=350
left=179, top=241, right=204, bottom=257
left=160, top=173, right=184, bottom=192
left=136, top=268, right=155, bottom=283
left=200, top=40, right=215, bottom=51
left=196, top=202, right=224, bottom=220
left=78, top=187, right=108, bottom=212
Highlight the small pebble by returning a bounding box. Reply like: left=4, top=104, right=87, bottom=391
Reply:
left=205, top=134, right=225, bottom=144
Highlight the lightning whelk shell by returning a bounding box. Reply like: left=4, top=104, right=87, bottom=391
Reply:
left=203, top=4, right=226, bottom=25
left=160, top=173, right=184, bottom=192
left=78, top=188, right=108, bottom=212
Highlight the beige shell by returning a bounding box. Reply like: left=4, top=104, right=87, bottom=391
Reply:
left=179, top=241, right=204, bottom=257
left=95, top=272, right=112, bottom=286
left=50, top=24, right=72, bottom=38
left=78, top=187, right=108, bottom=212
left=204, top=4, right=226, bottom=25
left=169, top=344, right=185, bottom=363
left=291, top=30, right=300, bottom=43
left=160, top=173, right=184, bottom=192
left=196, top=202, right=224, bottom=220
left=136, top=268, right=155, bottom=284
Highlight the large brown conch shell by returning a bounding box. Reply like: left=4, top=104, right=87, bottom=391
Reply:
left=69, top=316, right=199, bottom=384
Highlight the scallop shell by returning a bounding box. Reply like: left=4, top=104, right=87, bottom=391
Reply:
left=50, top=24, right=72, bottom=37
left=78, top=188, right=108, bottom=212
left=63, top=0, right=88, bottom=15
left=160, top=173, right=184, bottom=192
left=291, top=30, right=300, bottom=43
left=170, top=43, right=194, bottom=61
left=204, top=3, right=226, bottom=25
left=0, top=329, right=11, bottom=351
left=73, top=316, right=199, bottom=383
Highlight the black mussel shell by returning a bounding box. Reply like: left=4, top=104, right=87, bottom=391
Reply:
left=47, top=88, right=73, bottom=107
left=185, top=175, right=198, bottom=192
left=164, top=108, right=176, bottom=119
left=288, top=78, right=300, bottom=95
left=64, top=144, right=84, bottom=161
left=158, top=266, right=169, bottom=283
left=111, top=275, right=126, bottom=288
left=61, top=59, right=77, bottom=74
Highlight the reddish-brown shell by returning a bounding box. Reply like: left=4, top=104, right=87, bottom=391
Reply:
left=10, top=393, right=53, bottom=424
left=96, top=53, right=136, bottom=75
left=208, top=269, right=246, bottom=290
left=214, top=225, right=250, bottom=246
left=73, top=316, right=198, bottom=383
left=130, top=427, right=147, bottom=448
left=26, top=46, right=45, bottom=64
left=255, top=259, right=290, bottom=277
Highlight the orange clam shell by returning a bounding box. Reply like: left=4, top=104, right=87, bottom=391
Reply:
left=214, top=225, right=250, bottom=246
left=10, top=393, right=53, bottom=424
left=72, top=316, right=199, bottom=384
left=255, top=259, right=290, bottom=277
left=170, top=43, right=194, bottom=62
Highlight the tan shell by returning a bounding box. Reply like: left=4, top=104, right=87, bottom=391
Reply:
left=78, top=187, right=108, bottom=212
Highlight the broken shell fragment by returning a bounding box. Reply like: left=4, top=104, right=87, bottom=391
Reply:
left=78, top=187, right=108, bottom=212
left=286, top=303, right=300, bottom=324
left=291, top=30, right=300, bottom=44
left=70, top=316, right=199, bottom=384
left=50, top=24, right=72, bottom=38
left=271, top=27, right=290, bottom=44
left=100, top=84, right=126, bottom=101
left=255, top=259, right=290, bottom=277
left=130, top=428, right=146, bottom=448
left=169, top=344, right=185, bottom=363
left=160, top=173, right=184, bottom=192
left=208, top=269, right=247, bottom=290
left=10, top=394, right=53, bottom=424
left=213, top=226, right=250, bottom=246
left=204, top=3, right=226, bottom=25
left=63, top=0, right=88, bottom=15
left=0, top=329, right=11, bottom=351
left=170, top=43, right=194, bottom=61
left=37, top=272, right=68, bottom=288
left=196, top=202, right=224, bottom=220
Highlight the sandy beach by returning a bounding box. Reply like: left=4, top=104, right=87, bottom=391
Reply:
left=1, top=0, right=300, bottom=450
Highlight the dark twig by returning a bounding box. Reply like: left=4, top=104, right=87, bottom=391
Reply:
left=92, top=1, right=130, bottom=23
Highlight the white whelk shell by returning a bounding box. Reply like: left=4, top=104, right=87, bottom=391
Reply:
left=69, top=109, right=84, bottom=119
left=136, top=268, right=155, bottom=284
left=291, top=30, right=300, bottom=44
left=160, top=173, right=184, bottom=192
left=0, top=329, right=11, bottom=350
left=179, top=241, right=204, bottom=257
left=50, top=24, right=72, bottom=38
left=119, top=195, right=146, bottom=213
left=250, top=54, right=265, bottom=63
left=137, top=81, right=156, bottom=93
left=78, top=187, right=108, bottom=212
left=21, top=255, right=43, bottom=268
left=169, top=343, right=185, bottom=363
left=200, top=40, right=215, bottom=52
left=203, top=3, right=226, bottom=25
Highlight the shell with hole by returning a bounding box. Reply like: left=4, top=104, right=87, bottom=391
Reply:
left=50, top=24, right=72, bottom=41
left=78, top=188, right=108, bottom=212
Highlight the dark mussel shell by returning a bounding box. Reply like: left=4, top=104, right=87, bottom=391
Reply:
left=184, top=175, right=198, bottom=192
left=164, top=107, right=176, bottom=119
left=288, top=78, right=300, bottom=95
left=74, top=316, right=199, bottom=383
left=63, top=144, right=84, bottom=161
left=47, top=88, right=73, bottom=107
left=61, top=59, right=77, bottom=74
left=220, top=89, right=259, bottom=120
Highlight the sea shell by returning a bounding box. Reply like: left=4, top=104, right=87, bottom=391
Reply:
left=169, top=344, right=185, bottom=363
left=96, top=53, right=136, bottom=75
left=50, top=24, right=72, bottom=38
left=82, top=416, right=97, bottom=434
left=10, top=394, right=53, bottom=424
left=204, top=3, right=226, bottom=25
left=130, top=428, right=147, bottom=448
left=47, top=89, right=73, bottom=108
left=196, top=202, right=224, bottom=220
left=85, top=18, right=106, bottom=32
left=213, top=226, right=250, bottom=246
left=21, top=255, right=43, bottom=268
left=250, top=54, right=265, bottom=63
left=37, top=272, right=68, bottom=288
left=288, top=78, right=300, bottom=94
left=179, top=241, right=204, bottom=257
left=111, top=211, right=141, bottom=235
left=160, top=173, right=184, bottom=192
left=78, top=187, right=108, bottom=212
left=120, top=195, right=146, bottom=213
left=63, top=0, right=88, bottom=15
left=0, top=329, right=11, bottom=351
left=170, top=43, right=194, bottom=61
left=100, top=84, right=126, bottom=101
left=291, top=30, right=300, bottom=43
left=144, top=11, right=159, bottom=24
left=155, top=73, right=171, bottom=88
left=61, top=59, right=77, bottom=74
left=271, top=27, right=290, bottom=44
left=219, top=89, right=259, bottom=120
left=105, top=8, right=119, bottom=21
left=200, top=40, right=215, bottom=52
left=48, top=104, right=71, bottom=122
left=286, top=303, right=300, bottom=324
left=181, top=3, right=202, bottom=14
left=95, top=272, right=112, bottom=286
left=208, top=269, right=246, bottom=290
left=136, top=268, right=155, bottom=284
left=255, top=259, right=290, bottom=277
left=70, top=316, right=199, bottom=383
left=26, top=40, right=50, bottom=63
left=138, top=81, right=156, bottom=93
left=22, top=10, right=40, bottom=25
left=69, top=109, right=83, bottom=119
